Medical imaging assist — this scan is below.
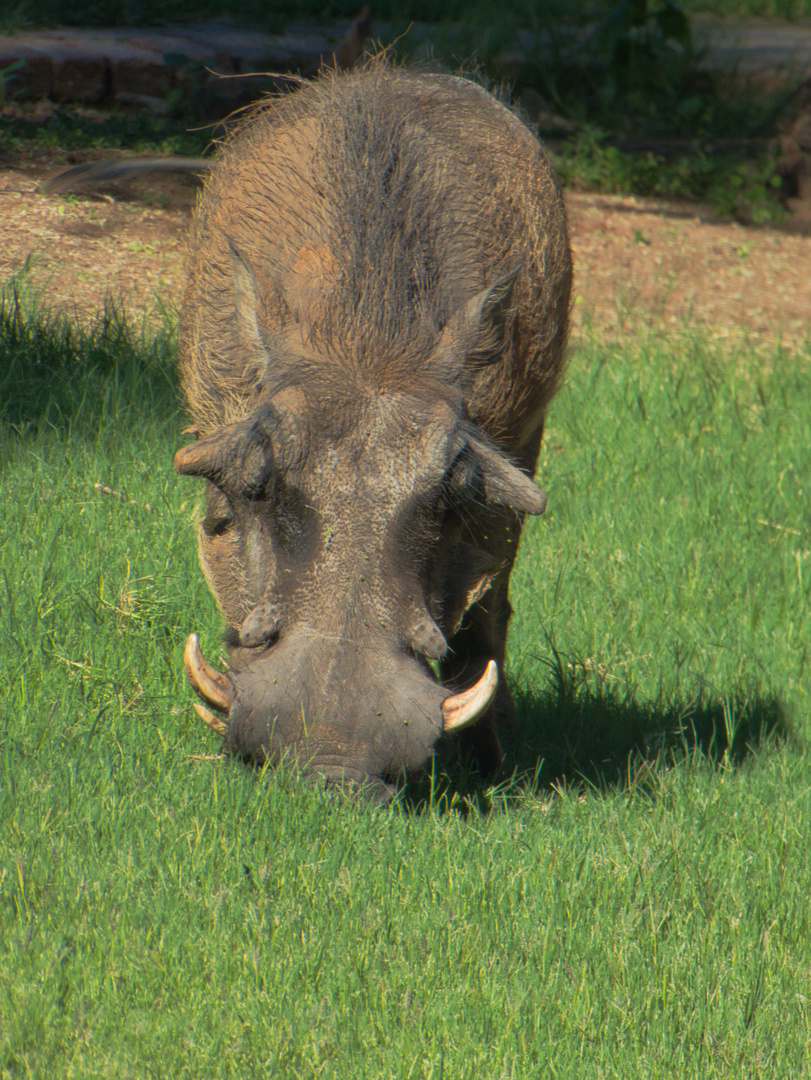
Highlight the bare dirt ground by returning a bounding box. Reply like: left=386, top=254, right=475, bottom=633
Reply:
left=2, top=151, right=811, bottom=349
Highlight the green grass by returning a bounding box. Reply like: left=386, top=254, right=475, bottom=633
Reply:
left=0, top=109, right=210, bottom=159
left=1, top=291, right=809, bottom=1077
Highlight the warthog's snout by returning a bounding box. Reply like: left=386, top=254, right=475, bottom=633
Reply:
left=185, top=630, right=499, bottom=797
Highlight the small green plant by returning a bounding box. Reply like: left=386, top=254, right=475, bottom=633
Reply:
left=554, top=126, right=786, bottom=223
left=705, top=151, right=786, bottom=224
left=0, top=106, right=210, bottom=157
left=553, top=126, right=661, bottom=193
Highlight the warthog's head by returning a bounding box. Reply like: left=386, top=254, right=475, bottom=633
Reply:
left=175, top=280, right=547, bottom=801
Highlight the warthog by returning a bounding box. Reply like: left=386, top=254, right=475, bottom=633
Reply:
left=174, top=62, right=572, bottom=800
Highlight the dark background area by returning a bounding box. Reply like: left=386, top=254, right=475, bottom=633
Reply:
left=3, top=0, right=810, bottom=29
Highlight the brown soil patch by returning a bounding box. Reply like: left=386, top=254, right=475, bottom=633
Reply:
left=569, top=193, right=811, bottom=348
left=1, top=155, right=810, bottom=348
left=0, top=155, right=197, bottom=325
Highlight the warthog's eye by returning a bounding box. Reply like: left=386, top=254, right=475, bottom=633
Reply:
left=202, top=514, right=232, bottom=537
left=201, top=483, right=235, bottom=537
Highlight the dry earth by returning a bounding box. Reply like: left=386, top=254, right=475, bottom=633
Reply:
left=2, top=152, right=811, bottom=349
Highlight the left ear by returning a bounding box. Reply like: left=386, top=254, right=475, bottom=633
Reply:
left=431, top=269, right=519, bottom=381
left=173, top=413, right=275, bottom=497
left=467, top=430, right=547, bottom=516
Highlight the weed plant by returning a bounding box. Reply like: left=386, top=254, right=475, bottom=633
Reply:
left=1, top=292, right=809, bottom=1076
left=553, top=131, right=786, bottom=224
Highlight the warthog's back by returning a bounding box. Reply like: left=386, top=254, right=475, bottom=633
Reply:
left=179, top=62, right=571, bottom=461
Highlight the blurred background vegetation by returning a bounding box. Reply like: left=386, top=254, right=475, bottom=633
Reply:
left=2, top=0, right=809, bottom=223
left=3, top=0, right=811, bottom=28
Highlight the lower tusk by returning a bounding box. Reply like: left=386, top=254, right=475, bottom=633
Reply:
left=184, top=633, right=235, bottom=713
left=193, top=702, right=228, bottom=737
left=442, top=660, right=499, bottom=733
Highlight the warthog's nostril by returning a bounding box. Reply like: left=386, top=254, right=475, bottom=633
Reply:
left=311, top=762, right=396, bottom=804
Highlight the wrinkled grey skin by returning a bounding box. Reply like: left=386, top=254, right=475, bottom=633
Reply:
left=175, top=63, right=572, bottom=801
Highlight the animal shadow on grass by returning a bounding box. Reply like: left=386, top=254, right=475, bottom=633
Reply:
left=0, top=288, right=177, bottom=437
left=401, top=647, right=791, bottom=815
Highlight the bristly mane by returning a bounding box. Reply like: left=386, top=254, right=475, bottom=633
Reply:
left=181, top=58, right=571, bottom=446
left=197, top=62, right=517, bottom=389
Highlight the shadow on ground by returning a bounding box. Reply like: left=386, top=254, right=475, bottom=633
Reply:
left=401, top=650, right=792, bottom=814
left=590, top=193, right=811, bottom=238
left=0, top=288, right=178, bottom=438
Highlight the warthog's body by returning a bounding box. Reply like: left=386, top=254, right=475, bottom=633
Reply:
left=175, top=63, right=571, bottom=800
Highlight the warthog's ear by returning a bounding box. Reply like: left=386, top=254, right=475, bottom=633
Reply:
left=230, top=241, right=266, bottom=358
left=465, top=429, right=547, bottom=516
left=432, top=269, right=519, bottom=381
left=230, top=241, right=298, bottom=382
left=174, top=409, right=277, bottom=497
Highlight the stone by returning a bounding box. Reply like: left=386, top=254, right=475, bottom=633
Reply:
left=0, top=52, right=52, bottom=100
left=52, top=58, right=108, bottom=104
left=113, top=59, right=172, bottom=98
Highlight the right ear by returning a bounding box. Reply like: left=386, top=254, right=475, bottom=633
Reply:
left=468, top=434, right=547, bottom=515
left=430, top=269, right=519, bottom=383
left=455, top=424, right=547, bottom=516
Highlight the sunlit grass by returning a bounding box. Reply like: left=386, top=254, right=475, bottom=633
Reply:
left=1, top=296, right=809, bottom=1077
left=505, top=325, right=810, bottom=781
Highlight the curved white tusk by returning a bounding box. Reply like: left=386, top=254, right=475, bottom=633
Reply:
left=193, top=702, right=228, bottom=737
left=441, top=660, right=499, bottom=733
left=184, top=633, right=235, bottom=713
